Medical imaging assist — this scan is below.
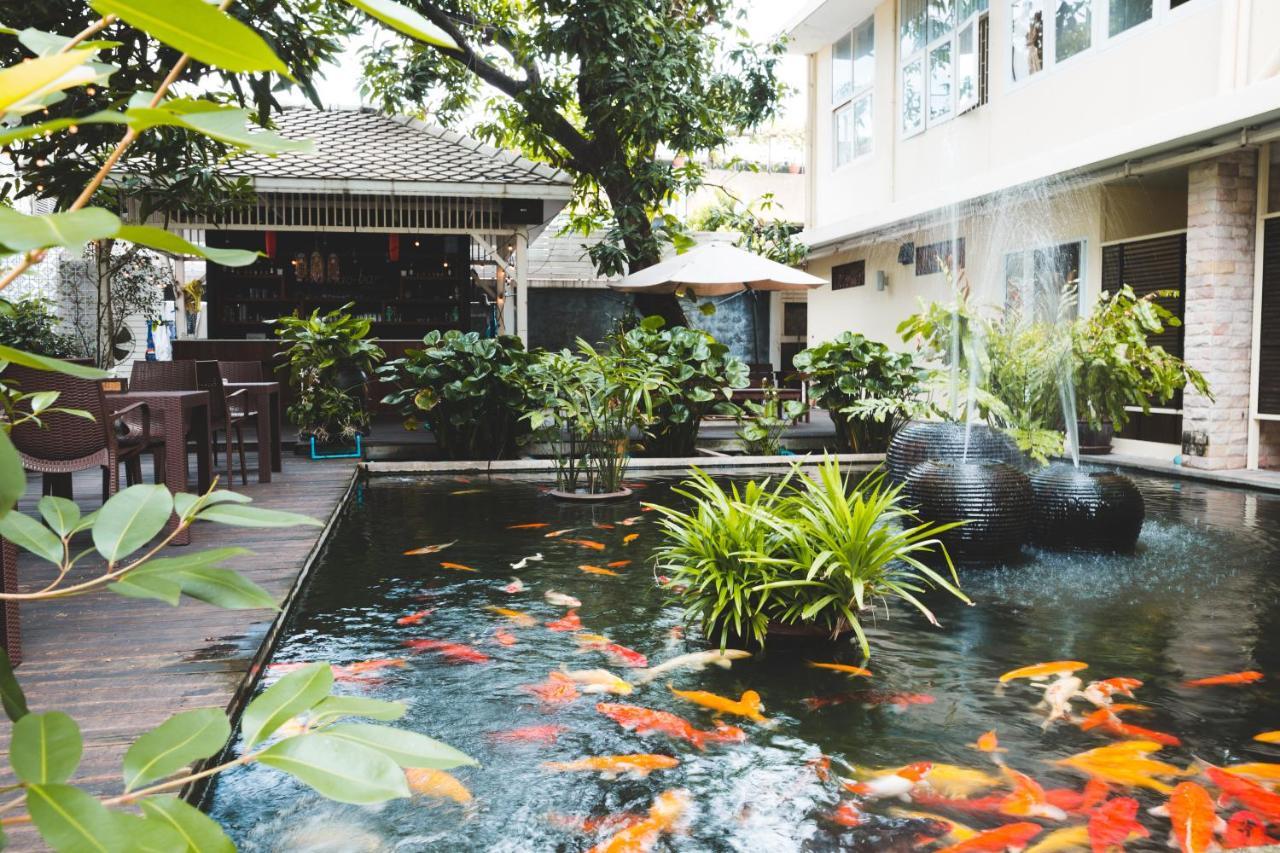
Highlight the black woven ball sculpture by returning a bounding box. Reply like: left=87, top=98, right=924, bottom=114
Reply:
left=1028, top=464, right=1145, bottom=553
left=904, top=460, right=1033, bottom=564
left=886, top=421, right=1026, bottom=485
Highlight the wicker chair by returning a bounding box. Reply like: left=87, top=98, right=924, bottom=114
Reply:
left=131, top=359, right=198, bottom=392
left=217, top=361, right=264, bottom=383
left=196, top=361, right=254, bottom=486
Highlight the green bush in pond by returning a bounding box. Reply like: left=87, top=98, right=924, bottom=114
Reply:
left=650, top=458, right=968, bottom=658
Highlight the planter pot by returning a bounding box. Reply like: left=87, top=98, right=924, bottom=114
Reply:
left=887, top=420, right=1026, bottom=485
left=833, top=413, right=895, bottom=454
left=548, top=487, right=634, bottom=503
left=1076, top=420, right=1114, bottom=455
left=904, top=461, right=1032, bottom=564
left=1028, top=464, right=1144, bottom=553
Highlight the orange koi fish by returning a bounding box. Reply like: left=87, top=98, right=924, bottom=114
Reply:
left=337, top=658, right=408, bottom=677
left=1226, top=763, right=1280, bottom=783
left=588, top=789, right=690, bottom=853
left=450, top=488, right=483, bottom=495
left=596, top=702, right=745, bottom=750
left=607, top=560, right=632, bottom=568
left=1079, top=709, right=1182, bottom=747
left=1254, top=731, right=1280, bottom=744
left=1224, top=811, right=1277, bottom=848
left=397, top=609, right=434, bottom=625
left=546, top=609, right=583, bottom=632
left=1205, top=766, right=1280, bottom=823
left=490, top=724, right=566, bottom=744
left=1023, top=826, right=1090, bottom=853
left=509, top=523, right=550, bottom=529
left=1055, top=740, right=1183, bottom=793
left=543, top=754, right=680, bottom=778
left=843, top=762, right=933, bottom=800
left=1000, top=661, right=1089, bottom=683
left=1149, top=781, right=1219, bottom=853
left=807, top=661, right=873, bottom=677
left=545, top=812, right=645, bottom=836
left=580, top=565, right=621, bottom=577
left=405, top=768, right=472, bottom=803
left=999, top=766, right=1068, bottom=821
left=576, top=636, right=648, bottom=667
left=593, top=522, right=615, bottom=530
left=828, top=801, right=863, bottom=827
left=668, top=685, right=769, bottom=724
left=567, top=538, right=607, bottom=551
left=969, top=730, right=1006, bottom=754
left=485, top=605, right=536, bottom=627
left=403, top=639, right=491, bottom=664
left=1084, top=677, right=1143, bottom=708
left=440, top=561, right=478, bottom=572
left=493, top=628, right=518, bottom=647
left=935, top=821, right=1043, bottom=853
left=1043, top=780, right=1111, bottom=816
left=622, top=533, right=639, bottom=545
left=524, top=672, right=581, bottom=706
left=1088, top=796, right=1148, bottom=851
left=545, top=528, right=575, bottom=538
left=1182, top=670, right=1263, bottom=688
left=403, top=540, right=456, bottom=555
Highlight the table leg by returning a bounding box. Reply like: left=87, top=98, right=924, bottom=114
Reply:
left=255, top=392, right=272, bottom=484
left=193, top=402, right=212, bottom=494
left=270, top=390, right=282, bottom=473
left=164, top=401, right=192, bottom=547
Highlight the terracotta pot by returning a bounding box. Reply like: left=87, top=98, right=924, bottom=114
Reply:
left=1028, top=464, right=1144, bottom=553
left=886, top=420, right=1026, bottom=485
left=904, top=460, right=1032, bottom=564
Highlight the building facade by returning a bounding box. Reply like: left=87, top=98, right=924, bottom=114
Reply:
left=786, top=0, right=1280, bottom=468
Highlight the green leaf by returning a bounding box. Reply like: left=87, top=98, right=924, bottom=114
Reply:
left=110, top=811, right=187, bottom=853
left=26, top=784, right=122, bottom=853
left=0, top=429, right=25, bottom=519
left=123, top=708, right=231, bottom=792
left=0, top=646, right=29, bottom=721
left=115, top=225, right=259, bottom=268
left=323, top=723, right=475, bottom=770
left=140, top=797, right=235, bottom=853
left=241, top=661, right=332, bottom=746
left=89, top=0, right=289, bottom=75
left=0, top=510, right=63, bottom=565
left=310, top=696, right=406, bottom=725
left=698, top=301, right=717, bottom=316
left=258, top=733, right=410, bottom=804
left=168, top=566, right=276, bottom=610
left=339, top=0, right=459, bottom=49
left=0, top=50, right=99, bottom=117
left=92, top=484, right=173, bottom=561
left=0, top=206, right=120, bottom=253
left=11, top=711, right=82, bottom=784
left=0, top=346, right=106, bottom=378
left=107, top=571, right=181, bottom=606
left=195, top=503, right=321, bottom=528
left=121, top=101, right=310, bottom=154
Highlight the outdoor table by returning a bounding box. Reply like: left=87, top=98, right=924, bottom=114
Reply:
left=107, top=389, right=212, bottom=546
left=225, top=380, right=283, bottom=483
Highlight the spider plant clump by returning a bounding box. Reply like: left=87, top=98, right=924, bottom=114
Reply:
left=650, top=457, right=969, bottom=658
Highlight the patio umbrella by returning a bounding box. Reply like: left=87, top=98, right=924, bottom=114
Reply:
left=608, top=242, right=826, bottom=362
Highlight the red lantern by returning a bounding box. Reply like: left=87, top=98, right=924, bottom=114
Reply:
left=264, top=230, right=277, bottom=260
left=388, top=234, right=400, bottom=262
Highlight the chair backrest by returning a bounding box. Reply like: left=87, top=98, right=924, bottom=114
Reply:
left=218, top=360, right=264, bottom=383
left=195, top=360, right=233, bottom=422
left=131, top=360, right=197, bottom=392
left=6, top=364, right=109, bottom=462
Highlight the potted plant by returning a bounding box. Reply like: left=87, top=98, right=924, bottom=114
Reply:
left=379, top=330, right=535, bottom=461
left=179, top=278, right=204, bottom=336
left=273, top=303, right=384, bottom=456
left=1072, top=285, right=1211, bottom=453
left=733, top=378, right=808, bottom=455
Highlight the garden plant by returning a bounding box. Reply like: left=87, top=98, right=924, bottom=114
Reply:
left=734, top=378, right=808, bottom=455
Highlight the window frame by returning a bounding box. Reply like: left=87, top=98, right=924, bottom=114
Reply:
left=1002, top=238, right=1088, bottom=319
left=900, top=0, right=988, bottom=139
left=832, top=15, right=876, bottom=169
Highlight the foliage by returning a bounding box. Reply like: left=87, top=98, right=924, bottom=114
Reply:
left=650, top=458, right=967, bottom=658
left=793, top=332, right=929, bottom=453
left=273, top=304, right=385, bottom=444
left=607, top=317, right=748, bottom=457
left=0, top=299, right=82, bottom=359
left=56, top=243, right=169, bottom=368
left=379, top=330, right=535, bottom=461
left=734, top=379, right=807, bottom=455
left=690, top=192, right=807, bottom=267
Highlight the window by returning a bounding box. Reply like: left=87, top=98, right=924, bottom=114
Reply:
left=1010, top=0, right=1043, bottom=81
left=916, top=238, right=965, bottom=275
left=1004, top=241, right=1084, bottom=320
left=832, top=260, right=867, bottom=290
left=902, top=0, right=987, bottom=136
left=1109, top=0, right=1152, bottom=36
left=832, top=16, right=875, bottom=166
left=1010, top=0, right=1187, bottom=85
left=1056, top=0, right=1092, bottom=62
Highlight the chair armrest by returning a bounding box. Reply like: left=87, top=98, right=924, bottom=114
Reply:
left=109, top=401, right=150, bottom=448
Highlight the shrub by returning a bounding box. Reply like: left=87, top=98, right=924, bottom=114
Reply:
left=0, top=299, right=82, bottom=359
left=734, top=379, right=807, bottom=455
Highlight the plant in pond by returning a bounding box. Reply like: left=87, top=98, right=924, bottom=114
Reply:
left=734, top=379, right=807, bottom=455
left=0, top=299, right=82, bottom=359
left=608, top=317, right=748, bottom=457
left=792, top=332, right=930, bottom=453
left=274, top=304, right=385, bottom=446
left=379, top=330, right=536, bottom=461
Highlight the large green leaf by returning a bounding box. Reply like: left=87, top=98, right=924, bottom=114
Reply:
left=11, top=711, right=82, bottom=784
left=168, top=566, right=276, bottom=610
left=310, top=696, right=406, bottom=726
left=0, top=50, right=98, bottom=117
left=0, top=509, right=64, bottom=565
left=0, top=206, right=120, bottom=253
left=195, top=503, right=322, bottom=528
left=139, top=797, right=235, bottom=853
left=92, top=484, right=173, bottom=562
left=0, top=646, right=28, bottom=721
left=241, top=661, right=332, bottom=746
left=111, top=549, right=271, bottom=609
left=258, top=733, right=410, bottom=804
left=0, top=429, right=25, bottom=519
left=143, top=105, right=311, bottom=154
left=16, top=27, right=121, bottom=57
left=26, top=784, right=122, bottom=853
left=89, top=0, right=288, bottom=74
left=340, top=0, right=458, bottom=49
left=123, top=708, right=230, bottom=792
left=110, top=811, right=186, bottom=853
left=107, top=571, right=181, bottom=606
left=322, top=723, right=475, bottom=770
left=116, top=225, right=259, bottom=267
left=0, top=346, right=106, bottom=378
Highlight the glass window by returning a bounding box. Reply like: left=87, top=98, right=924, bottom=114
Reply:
left=1011, top=0, right=1044, bottom=82
left=959, top=0, right=989, bottom=17
left=853, top=97, right=873, bottom=157
left=901, top=0, right=927, bottom=56
left=928, top=42, right=953, bottom=123
left=1056, top=0, right=1092, bottom=62
left=853, top=20, right=875, bottom=91
left=832, top=33, right=853, bottom=104
left=957, top=20, right=978, bottom=111
left=834, top=103, right=855, bottom=167
left=902, top=59, right=925, bottom=135
left=1109, top=0, right=1152, bottom=36
left=928, top=0, right=955, bottom=42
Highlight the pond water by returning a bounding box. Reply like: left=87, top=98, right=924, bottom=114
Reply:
left=206, top=467, right=1280, bottom=852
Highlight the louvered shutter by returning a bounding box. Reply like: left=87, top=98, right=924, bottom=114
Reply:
left=1260, top=219, right=1280, bottom=415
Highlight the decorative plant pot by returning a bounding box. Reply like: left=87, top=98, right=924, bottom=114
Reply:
left=1028, top=464, right=1144, bottom=553
left=833, top=413, right=894, bottom=454
left=1076, top=420, right=1115, bottom=455
left=904, top=461, right=1032, bottom=564
left=548, top=488, right=634, bottom=503
left=887, top=420, right=1026, bottom=485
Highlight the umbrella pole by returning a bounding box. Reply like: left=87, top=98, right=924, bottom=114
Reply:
left=750, top=288, right=763, bottom=366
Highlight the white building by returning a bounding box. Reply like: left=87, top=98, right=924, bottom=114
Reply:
left=785, top=0, right=1280, bottom=469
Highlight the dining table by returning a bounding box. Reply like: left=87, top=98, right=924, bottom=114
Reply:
left=106, top=388, right=212, bottom=546
left=226, top=380, right=282, bottom=483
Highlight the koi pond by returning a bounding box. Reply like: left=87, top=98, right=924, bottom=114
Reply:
left=207, top=467, right=1280, bottom=852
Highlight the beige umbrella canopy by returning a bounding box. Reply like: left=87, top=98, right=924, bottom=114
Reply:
left=608, top=243, right=826, bottom=297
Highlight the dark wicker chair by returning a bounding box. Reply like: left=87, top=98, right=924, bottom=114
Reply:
left=217, top=361, right=264, bottom=383
left=131, top=359, right=198, bottom=392
left=196, top=361, right=254, bottom=486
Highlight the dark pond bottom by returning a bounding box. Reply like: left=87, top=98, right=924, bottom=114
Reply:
left=207, top=466, right=1280, bottom=852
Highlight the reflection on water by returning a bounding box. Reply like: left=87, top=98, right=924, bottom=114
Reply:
left=207, top=467, right=1280, bottom=851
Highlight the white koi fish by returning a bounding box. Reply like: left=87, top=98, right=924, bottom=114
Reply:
left=633, top=649, right=752, bottom=684
left=511, top=553, right=544, bottom=570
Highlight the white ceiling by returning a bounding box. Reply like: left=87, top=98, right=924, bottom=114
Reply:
left=782, top=0, right=880, bottom=55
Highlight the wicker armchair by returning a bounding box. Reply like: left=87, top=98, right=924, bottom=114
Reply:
left=131, top=359, right=198, bottom=392
left=196, top=361, right=254, bottom=486
left=217, top=361, right=264, bottom=384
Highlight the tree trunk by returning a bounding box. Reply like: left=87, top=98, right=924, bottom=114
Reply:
left=607, top=182, right=687, bottom=329
left=93, top=239, right=114, bottom=370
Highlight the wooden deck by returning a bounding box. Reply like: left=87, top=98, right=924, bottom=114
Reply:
left=0, top=452, right=356, bottom=848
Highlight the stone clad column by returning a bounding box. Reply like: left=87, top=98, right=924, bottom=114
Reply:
left=1181, top=150, right=1257, bottom=470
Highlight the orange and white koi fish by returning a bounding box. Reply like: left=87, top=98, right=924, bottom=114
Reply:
left=1254, top=731, right=1280, bottom=744
left=935, top=822, right=1043, bottom=853
left=543, top=754, right=679, bottom=779
left=1084, top=677, right=1143, bottom=708
left=403, top=540, right=457, bottom=555
left=1055, top=740, right=1184, bottom=793
left=440, top=561, right=478, bottom=572
left=509, top=523, right=549, bottom=530
left=485, top=605, right=536, bottom=627
left=583, top=639, right=649, bottom=668
left=889, top=809, right=979, bottom=845
left=489, top=724, right=566, bottom=744
left=1204, top=766, right=1280, bottom=823
left=405, top=768, right=472, bottom=803
left=668, top=685, right=768, bottom=724
left=828, top=800, right=863, bottom=827
left=607, top=560, right=632, bottom=569
left=493, top=628, right=518, bottom=647
left=524, top=672, right=581, bottom=706
left=1079, top=708, right=1182, bottom=747
left=999, top=766, right=1068, bottom=821
left=510, top=553, right=544, bottom=570
left=403, top=639, right=491, bottom=664
left=907, top=764, right=1002, bottom=799
left=1000, top=661, right=1089, bottom=683
left=450, top=488, right=483, bottom=495
left=634, top=649, right=752, bottom=684
left=545, top=528, right=575, bottom=538
left=969, top=730, right=1006, bottom=754
left=396, top=609, right=434, bottom=626
left=502, top=578, right=526, bottom=594
left=807, top=661, right=873, bottom=677
left=618, top=516, right=645, bottom=526
left=1039, top=674, right=1085, bottom=730
left=596, top=702, right=745, bottom=750
left=561, top=667, right=633, bottom=695
left=545, top=812, right=645, bottom=836
left=1182, top=671, right=1264, bottom=688
left=546, top=610, right=583, bottom=632
left=1023, top=826, right=1090, bottom=853
left=587, top=789, right=690, bottom=853
left=1224, top=811, right=1277, bottom=848
left=544, top=590, right=582, bottom=608
left=580, top=565, right=621, bottom=577
left=593, top=522, right=615, bottom=530
left=1148, top=781, right=1220, bottom=853
left=622, top=533, right=639, bottom=545
left=842, top=762, right=933, bottom=800
left=1088, top=796, right=1149, bottom=850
